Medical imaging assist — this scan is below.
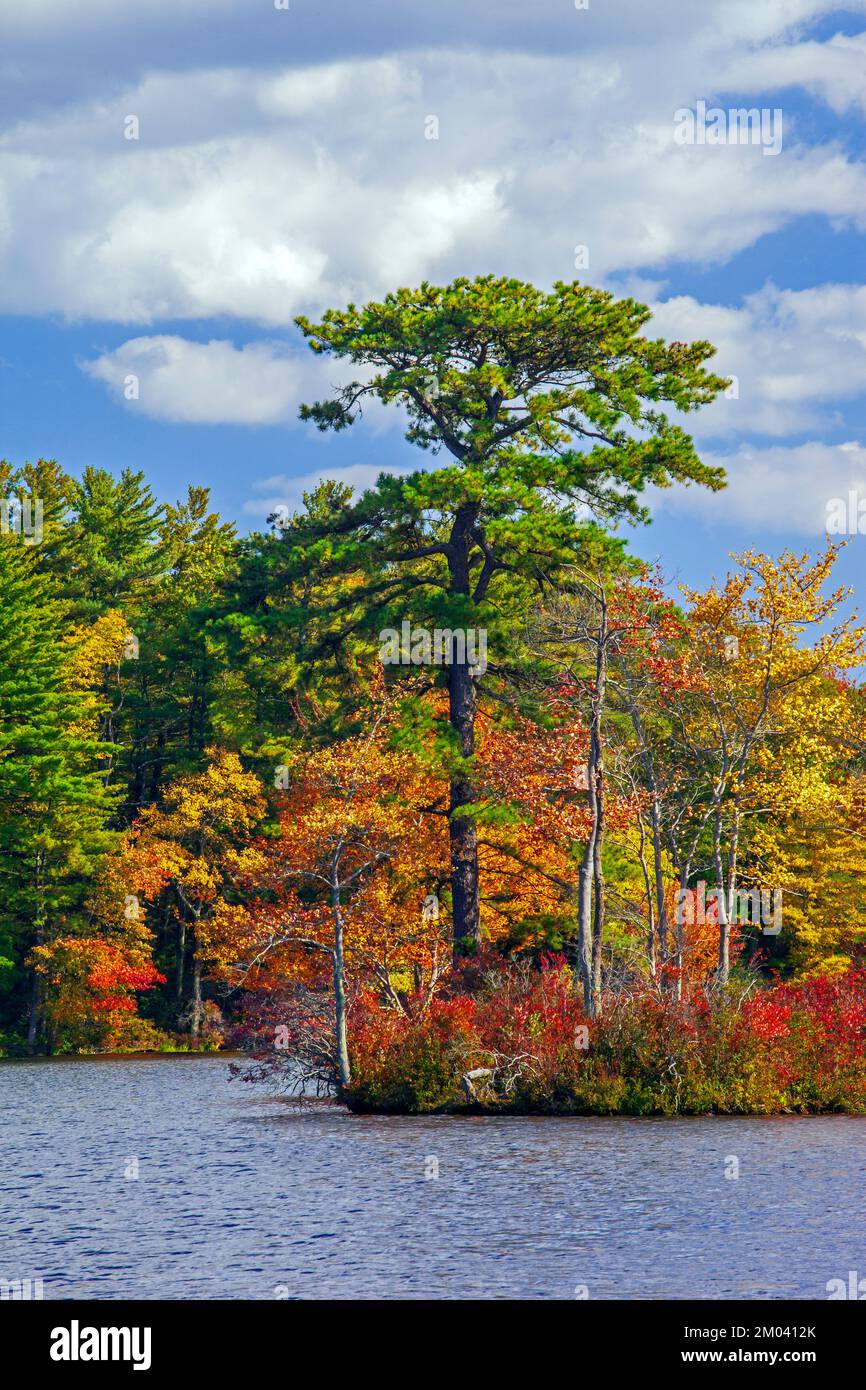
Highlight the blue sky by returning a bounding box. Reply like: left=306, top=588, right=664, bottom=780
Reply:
left=0, top=0, right=864, bottom=600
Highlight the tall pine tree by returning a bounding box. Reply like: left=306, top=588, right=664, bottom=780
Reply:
left=0, top=533, right=116, bottom=1047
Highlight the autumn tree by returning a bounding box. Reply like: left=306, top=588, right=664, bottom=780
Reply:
left=204, top=685, right=450, bottom=1087
left=529, top=569, right=681, bottom=1012
left=674, top=545, right=865, bottom=983
left=31, top=852, right=165, bottom=1053
left=120, top=749, right=267, bottom=1034
left=598, top=571, right=704, bottom=992
left=744, top=670, right=866, bottom=977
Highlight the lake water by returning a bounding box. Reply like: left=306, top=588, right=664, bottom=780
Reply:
left=1, top=1055, right=863, bottom=1300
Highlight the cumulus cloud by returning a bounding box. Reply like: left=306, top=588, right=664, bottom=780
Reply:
left=715, top=31, right=866, bottom=115
left=247, top=437, right=866, bottom=537
left=81, top=336, right=329, bottom=425
left=1, top=12, right=866, bottom=325
left=649, top=282, right=866, bottom=438
left=81, top=334, right=403, bottom=434
left=655, top=439, right=866, bottom=533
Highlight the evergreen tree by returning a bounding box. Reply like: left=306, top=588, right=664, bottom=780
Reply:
left=0, top=533, right=117, bottom=1047
left=124, top=487, right=238, bottom=817
left=282, top=275, right=728, bottom=950
left=66, top=466, right=165, bottom=616
left=8, top=457, right=78, bottom=587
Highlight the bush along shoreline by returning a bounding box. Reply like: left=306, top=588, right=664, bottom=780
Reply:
left=329, top=958, right=866, bottom=1116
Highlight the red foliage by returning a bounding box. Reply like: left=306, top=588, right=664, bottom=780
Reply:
left=343, top=962, right=866, bottom=1114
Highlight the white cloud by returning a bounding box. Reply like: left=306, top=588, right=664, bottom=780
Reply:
left=81, top=333, right=402, bottom=432
left=656, top=439, right=866, bottom=533
left=0, top=0, right=855, bottom=51
left=1, top=19, right=865, bottom=326
left=650, top=282, right=866, bottom=438
left=715, top=31, right=866, bottom=115
left=82, top=336, right=321, bottom=425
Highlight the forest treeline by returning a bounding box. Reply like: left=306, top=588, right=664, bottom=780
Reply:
left=1, top=277, right=865, bottom=1112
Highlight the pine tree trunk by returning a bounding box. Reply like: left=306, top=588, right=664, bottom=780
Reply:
left=589, top=606, right=607, bottom=1018
left=27, top=869, right=45, bottom=1049
left=577, top=590, right=608, bottom=1019
left=636, top=816, right=656, bottom=976
left=649, top=794, right=669, bottom=968
left=446, top=503, right=482, bottom=955
left=333, top=946, right=351, bottom=1090
left=625, top=693, right=669, bottom=973
left=448, top=656, right=481, bottom=955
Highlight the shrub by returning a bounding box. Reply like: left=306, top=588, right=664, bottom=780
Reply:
left=343, top=960, right=866, bottom=1115
left=347, top=993, right=478, bottom=1112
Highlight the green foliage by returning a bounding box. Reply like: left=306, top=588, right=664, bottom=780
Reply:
left=0, top=533, right=118, bottom=1043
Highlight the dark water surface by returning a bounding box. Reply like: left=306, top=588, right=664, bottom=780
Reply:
left=1, top=1055, right=864, bottom=1299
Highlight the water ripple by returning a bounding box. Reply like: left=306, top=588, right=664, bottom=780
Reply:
left=1, top=1056, right=865, bottom=1299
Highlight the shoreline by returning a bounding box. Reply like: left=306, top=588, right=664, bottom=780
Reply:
left=5, top=1050, right=864, bottom=1119
left=343, top=1101, right=866, bottom=1118
left=0, top=1049, right=244, bottom=1063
